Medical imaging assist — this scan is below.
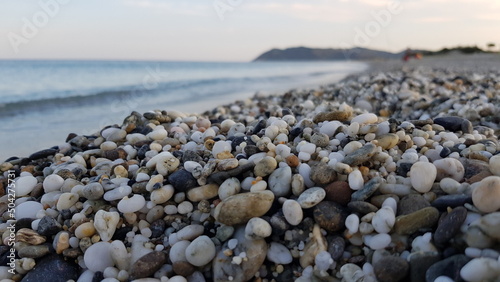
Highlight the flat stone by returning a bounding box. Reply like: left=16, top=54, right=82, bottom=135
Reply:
left=18, top=245, right=50, bottom=259
left=343, top=143, right=377, bottom=166
left=373, top=255, right=409, bottom=282
left=20, top=254, right=79, bottom=282
left=434, top=206, right=468, bottom=245
left=394, top=207, right=440, bottom=235
left=324, top=181, right=352, bottom=206
left=130, top=251, right=167, bottom=279
left=398, top=194, right=430, bottom=216
left=313, top=201, right=348, bottom=232
left=313, top=111, right=351, bottom=123
left=431, top=194, right=472, bottom=210
left=29, top=149, right=57, bottom=160
left=425, top=254, right=470, bottom=282
left=434, top=116, right=472, bottom=134
left=351, top=177, right=381, bottom=201
left=375, top=133, right=399, bottom=150
left=347, top=201, right=379, bottom=214
left=409, top=252, right=441, bottom=282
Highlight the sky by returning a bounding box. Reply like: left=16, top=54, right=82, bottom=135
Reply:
left=0, top=0, right=499, bottom=62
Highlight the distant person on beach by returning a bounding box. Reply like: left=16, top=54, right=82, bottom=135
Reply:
left=403, top=48, right=423, bottom=61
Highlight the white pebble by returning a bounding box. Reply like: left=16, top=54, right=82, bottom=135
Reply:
left=16, top=175, right=38, bottom=197
left=185, top=235, right=216, bottom=267
left=84, top=242, right=113, bottom=272
left=43, top=174, right=64, bottom=193
left=345, top=214, right=360, bottom=234
left=410, top=162, right=437, bottom=193
left=117, top=195, right=146, bottom=213
left=282, top=199, right=303, bottom=226
left=371, top=206, right=395, bottom=234
left=177, top=201, right=193, bottom=214
left=245, top=217, right=272, bottom=239
left=267, top=242, right=293, bottom=264
left=348, top=169, right=364, bottom=190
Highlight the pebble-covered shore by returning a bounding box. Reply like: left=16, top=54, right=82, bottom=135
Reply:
left=1, top=59, right=500, bottom=282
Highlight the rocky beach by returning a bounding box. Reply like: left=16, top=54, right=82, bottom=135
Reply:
left=1, top=54, right=500, bottom=282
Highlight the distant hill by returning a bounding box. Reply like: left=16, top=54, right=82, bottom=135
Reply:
left=253, top=47, right=402, bottom=61
left=253, top=46, right=492, bottom=61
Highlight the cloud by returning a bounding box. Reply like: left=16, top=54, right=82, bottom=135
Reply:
left=124, top=0, right=207, bottom=16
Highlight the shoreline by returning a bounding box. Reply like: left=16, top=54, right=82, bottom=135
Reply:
left=1, top=55, right=500, bottom=281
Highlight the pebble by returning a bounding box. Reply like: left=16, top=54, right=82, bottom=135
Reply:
left=410, top=161, right=437, bottom=193
left=351, top=177, right=381, bottom=201
left=297, top=187, right=326, bottom=208
left=16, top=175, right=38, bottom=196
left=168, top=169, right=198, bottom=192
left=15, top=201, right=43, bottom=219
left=254, top=156, right=277, bottom=177
left=409, top=252, right=441, bottom=282
left=472, top=176, right=500, bottom=213
left=372, top=206, right=395, bottom=234
left=94, top=210, right=120, bottom=242
left=434, top=206, right=467, bottom=245
left=434, top=116, right=472, bottom=134
left=84, top=242, right=114, bottom=272
left=426, top=254, right=470, bottom=282
left=282, top=199, right=303, bottom=226
left=324, top=181, right=352, bottom=205
left=20, top=254, right=79, bottom=282
left=490, top=155, right=500, bottom=176
left=245, top=217, right=272, bottom=239
left=460, top=257, right=500, bottom=282
left=394, top=206, right=439, bottom=235
left=18, top=245, right=50, bottom=258
left=117, top=194, right=146, bottom=213
left=373, top=255, right=409, bottom=282
left=313, top=201, right=348, bottom=232
left=397, top=194, right=429, bottom=216
left=310, top=163, right=337, bottom=185
left=434, top=158, right=465, bottom=181
left=267, top=242, right=293, bottom=264
left=343, top=143, right=377, bottom=166
left=268, top=166, right=292, bottom=196
left=214, top=190, right=274, bottom=225
left=130, top=251, right=168, bottom=279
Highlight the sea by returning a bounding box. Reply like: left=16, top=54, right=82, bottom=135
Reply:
left=0, top=60, right=368, bottom=160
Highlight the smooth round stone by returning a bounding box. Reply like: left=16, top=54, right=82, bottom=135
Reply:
left=490, top=155, right=500, bottom=176
left=254, top=156, right=277, bottom=177
left=170, top=240, right=190, bottom=263
left=342, top=143, right=377, bottom=166
left=117, top=195, right=146, bottom=213
left=245, top=217, right=272, bottom=239
left=372, top=206, right=395, bottom=234
left=366, top=233, right=391, bottom=250
left=460, top=257, right=500, bottom=282
left=340, top=263, right=362, bottom=281
left=168, top=169, right=198, bottom=192
left=409, top=252, right=441, bottom=282
left=17, top=175, right=38, bottom=196
left=94, top=210, right=120, bottom=242
left=43, top=174, right=64, bottom=193
left=218, top=177, right=241, bottom=200
left=433, top=116, right=472, bottom=134
left=313, top=201, right=348, bottom=232
left=434, top=158, right=465, bottom=181
left=410, top=162, right=437, bottom=193
left=351, top=113, right=378, bottom=124
left=375, top=133, right=399, bottom=150
left=297, top=187, right=326, bottom=209
left=440, top=177, right=465, bottom=194
left=348, top=169, right=364, bottom=190
left=56, top=193, right=79, bottom=211
left=345, top=214, right=360, bottom=234
left=267, top=242, right=293, bottom=264
left=84, top=242, right=113, bottom=272
left=185, top=235, right=216, bottom=267
left=282, top=199, right=303, bottom=226
left=348, top=201, right=379, bottom=215
left=75, top=222, right=96, bottom=239
left=431, top=194, right=472, bottom=210
left=82, top=182, right=104, bottom=200
left=471, top=212, right=500, bottom=240
left=324, top=181, right=352, bottom=206
left=472, top=176, right=500, bottom=213
left=16, top=201, right=44, bottom=219
left=214, top=191, right=275, bottom=226
left=151, top=185, right=175, bottom=204
left=373, top=255, right=408, bottom=282
left=351, top=177, right=381, bottom=201
left=18, top=245, right=50, bottom=259
left=268, top=166, right=292, bottom=197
